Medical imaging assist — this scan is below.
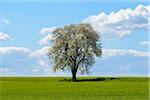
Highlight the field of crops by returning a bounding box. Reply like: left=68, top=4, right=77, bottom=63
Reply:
left=0, top=77, right=149, bottom=100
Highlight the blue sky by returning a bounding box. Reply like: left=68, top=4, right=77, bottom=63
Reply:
left=0, top=0, right=149, bottom=76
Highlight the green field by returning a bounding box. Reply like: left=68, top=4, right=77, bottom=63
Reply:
left=0, top=77, right=149, bottom=100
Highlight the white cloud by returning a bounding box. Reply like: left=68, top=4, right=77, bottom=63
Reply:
left=118, top=65, right=130, bottom=72
left=30, top=48, right=51, bottom=73
left=39, top=27, right=56, bottom=35
left=82, top=4, right=149, bottom=39
left=38, top=34, right=55, bottom=45
left=0, top=67, right=14, bottom=76
left=0, top=46, right=51, bottom=76
left=31, top=65, right=50, bottom=73
left=0, top=47, right=52, bottom=57
left=39, top=59, right=46, bottom=66
left=0, top=67, right=11, bottom=73
left=102, top=48, right=150, bottom=58
left=0, top=18, right=10, bottom=26
left=140, top=41, right=150, bottom=46
left=30, top=46, right=51, bottom=57
left=0, top=32, right=12, bottom=41
left=0, top=47, right=31, bottom=55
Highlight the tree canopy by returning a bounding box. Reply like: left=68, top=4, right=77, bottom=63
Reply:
left=48, top=23, right=102, bottom=81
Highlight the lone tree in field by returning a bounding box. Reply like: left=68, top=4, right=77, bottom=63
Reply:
left=48, top=23, right=102, bottom=81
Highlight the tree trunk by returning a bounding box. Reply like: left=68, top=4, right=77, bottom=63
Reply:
left=71, top=68, right=77, bottom=81
left=72, top=72, right=76, bottom=81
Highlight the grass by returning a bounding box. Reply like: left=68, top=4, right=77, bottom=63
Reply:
left=0, top=77, right=149, bottom=100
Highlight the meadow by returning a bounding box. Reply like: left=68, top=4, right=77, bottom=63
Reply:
left=0, top=77, right=149, bottom=100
